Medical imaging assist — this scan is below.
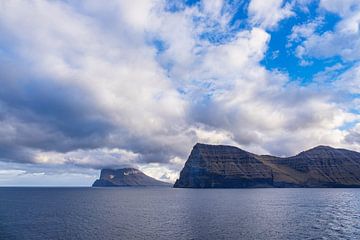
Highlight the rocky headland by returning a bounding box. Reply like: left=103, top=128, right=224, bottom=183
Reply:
left=92, top=168, right=171, bottom=187
left=174, top=143, right=360, bottom=188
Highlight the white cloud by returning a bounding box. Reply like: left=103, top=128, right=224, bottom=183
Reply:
left=139, top=163, right=179, bottom=183
left=202, top=0, right=224, bottom=19
left=288, top=17, right=324, bottom=45
left=33, top=148, right=141, bottom=168
left=0, top=161, right=98, bottom=186
left=320, top=0, right=360, bottom=17
left=294, top=0, right=360, bottom=61
left=0, top=171, right=95, bottom=186
left=0, top=169, right=26, bottom=177
left=248, top=0, right=294, bottom=29
left=335, top=63, right=360, bottom=94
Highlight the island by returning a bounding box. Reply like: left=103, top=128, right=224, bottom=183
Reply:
left=92, top=168, right=171, bottom=187
left=174, top=143, right=360, bottom=188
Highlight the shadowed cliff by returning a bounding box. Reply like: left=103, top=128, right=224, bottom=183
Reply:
left=174, top=143, right=360, bottom=188
left=93, top=168, right=171, bottom=187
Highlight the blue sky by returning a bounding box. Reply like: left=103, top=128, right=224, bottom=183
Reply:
left=0, top=0, right=359, bottom=185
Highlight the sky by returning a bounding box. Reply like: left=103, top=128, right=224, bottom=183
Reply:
left=0, top=0, right=359, bottom=186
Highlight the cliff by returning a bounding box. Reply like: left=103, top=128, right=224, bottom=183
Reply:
left=92, top=168, right=171, bottom=187
left=174, top=143, right=360, bottom=188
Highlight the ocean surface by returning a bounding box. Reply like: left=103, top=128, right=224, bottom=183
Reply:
left=0, top=187, right=360, bottom=240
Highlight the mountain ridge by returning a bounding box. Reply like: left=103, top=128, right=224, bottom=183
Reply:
left=174, top=143, right=360, bottom=188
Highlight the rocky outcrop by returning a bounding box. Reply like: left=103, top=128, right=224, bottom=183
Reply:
left=174, top=143, right=360, bottom=188
left=92, top=168, right=171, bottom=187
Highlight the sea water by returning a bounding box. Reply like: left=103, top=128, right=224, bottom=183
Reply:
left=0, top=187, right=359, bottom=240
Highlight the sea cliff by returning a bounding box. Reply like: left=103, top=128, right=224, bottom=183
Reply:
left=174, top=143, right=360, bottom=188
left=93, top=168, right=171, bottom=187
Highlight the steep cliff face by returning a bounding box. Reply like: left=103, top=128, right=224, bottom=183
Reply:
left=92, top=168, right=170, bottom=187
left=174, top=143, right=360, bottom=188
left=174, top=143, right=275, bottom=188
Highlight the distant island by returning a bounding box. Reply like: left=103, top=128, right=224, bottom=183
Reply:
left=92, top=168, right=171, bottom=187
left=174, top=143, right=360, bottom=188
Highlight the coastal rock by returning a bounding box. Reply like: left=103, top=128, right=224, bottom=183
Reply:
left=174, top=143, right=360, bottom=188
left=92, top=168, right=171, bottom=187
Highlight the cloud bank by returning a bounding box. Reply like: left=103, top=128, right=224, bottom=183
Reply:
left=0, top=0, right=359, bottom=184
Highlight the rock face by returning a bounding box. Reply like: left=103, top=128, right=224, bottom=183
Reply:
left=174, top=143, right=360, bottom=188
left=92, top=168, right=171, bottom=187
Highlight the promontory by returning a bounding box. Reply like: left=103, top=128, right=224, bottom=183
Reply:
left=93, top=168, right=171, bottom=187
left=174, top=143, right=360, bottom=188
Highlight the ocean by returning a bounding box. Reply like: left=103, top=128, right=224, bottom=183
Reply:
left=0, top=187, right=359, bottom=240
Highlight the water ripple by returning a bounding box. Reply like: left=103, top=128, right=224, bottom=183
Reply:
left=0, top=188, right=360, bottom=240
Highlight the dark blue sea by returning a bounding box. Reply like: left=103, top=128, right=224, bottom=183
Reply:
left=0, top=187, right=360, bottom=240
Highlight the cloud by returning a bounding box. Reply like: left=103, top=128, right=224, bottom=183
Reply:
left=287, top=17, right=324, bottom=46
left=320, top=0, right=360, bottom=18
left=0, top=161, right=98, bottom=186
left=345, top=123, right=360, bottom=145
left=0, top=0, right=359, bottom=185
left=0, top=170, right=95, bottom=186
left=293, top=0, right=360, bottom=61
left=248, top=0, right=294, bottom=29
left=334, top=63, right=360, bottom=94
